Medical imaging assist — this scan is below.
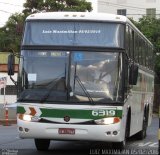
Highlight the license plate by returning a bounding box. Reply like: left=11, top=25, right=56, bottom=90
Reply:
left=58, top=128, right=75, bottom=135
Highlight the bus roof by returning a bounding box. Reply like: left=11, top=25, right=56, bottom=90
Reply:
left=26, top=12, right=127, bottom=22
left=26, top=12, right=153, bottom=46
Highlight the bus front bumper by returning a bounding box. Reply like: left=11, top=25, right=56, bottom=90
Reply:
left=17, top=119, right=124, bottom=142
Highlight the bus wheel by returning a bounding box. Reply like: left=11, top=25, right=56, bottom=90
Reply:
left=112, top=140, right=126, bottom=151
left=136, top=113, right=147, bottom=140
left=34, top=139, right=50, bottom=151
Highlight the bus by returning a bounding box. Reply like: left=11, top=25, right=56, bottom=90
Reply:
left=8, top=12, right=154, bottom=150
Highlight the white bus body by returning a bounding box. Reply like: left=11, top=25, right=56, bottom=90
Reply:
left=13, top=12, right=154, bottom=150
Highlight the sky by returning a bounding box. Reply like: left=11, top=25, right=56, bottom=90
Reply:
left=0, top=0, right=97, bottom=27
left=0, top=0, right=25, bottom=27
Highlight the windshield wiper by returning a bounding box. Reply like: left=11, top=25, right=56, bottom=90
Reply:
left=73, top=62, right=94, bottom=105
left=75, top=75, right=95, bottom=105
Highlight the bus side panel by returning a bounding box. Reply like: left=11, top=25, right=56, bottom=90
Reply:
left=126, top=69, right=154, bottom=137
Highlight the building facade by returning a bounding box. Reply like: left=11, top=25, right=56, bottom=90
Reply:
left=88, top=0, right=160, bottom=21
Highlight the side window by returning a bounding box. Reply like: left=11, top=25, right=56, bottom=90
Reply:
left=126, top=26, right=134, bottom=61
left=142, top=40, right=146, bottom=65
left=125, top=25, right=129, bottom=57
left=129, top=27, right=134, bottom=60
left=139, top=37, right=143, bottom=66
left=123, top=53, right=129, bottom=96
left=148, top=46, right=153, bottom=69
left=134, top=34, right=139, bottom=63
left=145, top=43, right=149, bottom=67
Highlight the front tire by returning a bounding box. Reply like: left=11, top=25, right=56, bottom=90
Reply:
left=34, top=139, right=50, bottom=151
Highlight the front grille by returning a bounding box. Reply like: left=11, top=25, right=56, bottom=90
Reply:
left=39, top=118, right=97, bottom=125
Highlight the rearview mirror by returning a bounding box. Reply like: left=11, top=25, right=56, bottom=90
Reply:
left=129, top=64, right=138, bottom=85
left=8, top=54, right=15, bottom=76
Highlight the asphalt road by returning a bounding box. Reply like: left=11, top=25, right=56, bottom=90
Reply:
left=0, top=116, right=158, bottom=155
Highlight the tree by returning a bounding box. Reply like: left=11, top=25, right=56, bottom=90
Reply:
left=0, top=27, right=8, bottom=51
left=0, top=13, right=25, bottom=52
left=23, top=0, right=92, bottom=16
left=136, top=17, right=160, bottom=52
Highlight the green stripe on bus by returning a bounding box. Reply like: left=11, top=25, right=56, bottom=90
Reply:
left=40, top=108, right=122, bottom=119
left=17, top=106, right=123, bottom=119
left=17, top=106, right=26, bottom=114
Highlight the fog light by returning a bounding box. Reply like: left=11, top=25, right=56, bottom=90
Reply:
left=24, top=128, right=29, bottom=132
left=113, top=131, right=118, bottom=135
left=106, top=131, right=111, bottom=135
left=19, top=127, right=23, bottom=132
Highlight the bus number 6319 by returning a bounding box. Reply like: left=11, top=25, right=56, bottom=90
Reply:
left=92, top=110, right=116, bottom=117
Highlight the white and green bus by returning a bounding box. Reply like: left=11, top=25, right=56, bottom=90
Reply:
left=8, top=12, right=154, bottom=150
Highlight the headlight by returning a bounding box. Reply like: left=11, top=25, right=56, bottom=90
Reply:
left=94, top=117, right=120, bottom=125
left=23, top=114, right=32, bottom=122
left=18, top=114, right=40, bottom=122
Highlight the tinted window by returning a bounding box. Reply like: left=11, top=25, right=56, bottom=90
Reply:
left=23, top=21, right=124, bottom=48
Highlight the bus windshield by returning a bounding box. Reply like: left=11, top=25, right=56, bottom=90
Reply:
left=18, top=51, right=123, bottom=104
left=23, top=21, right=124, bottom=48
